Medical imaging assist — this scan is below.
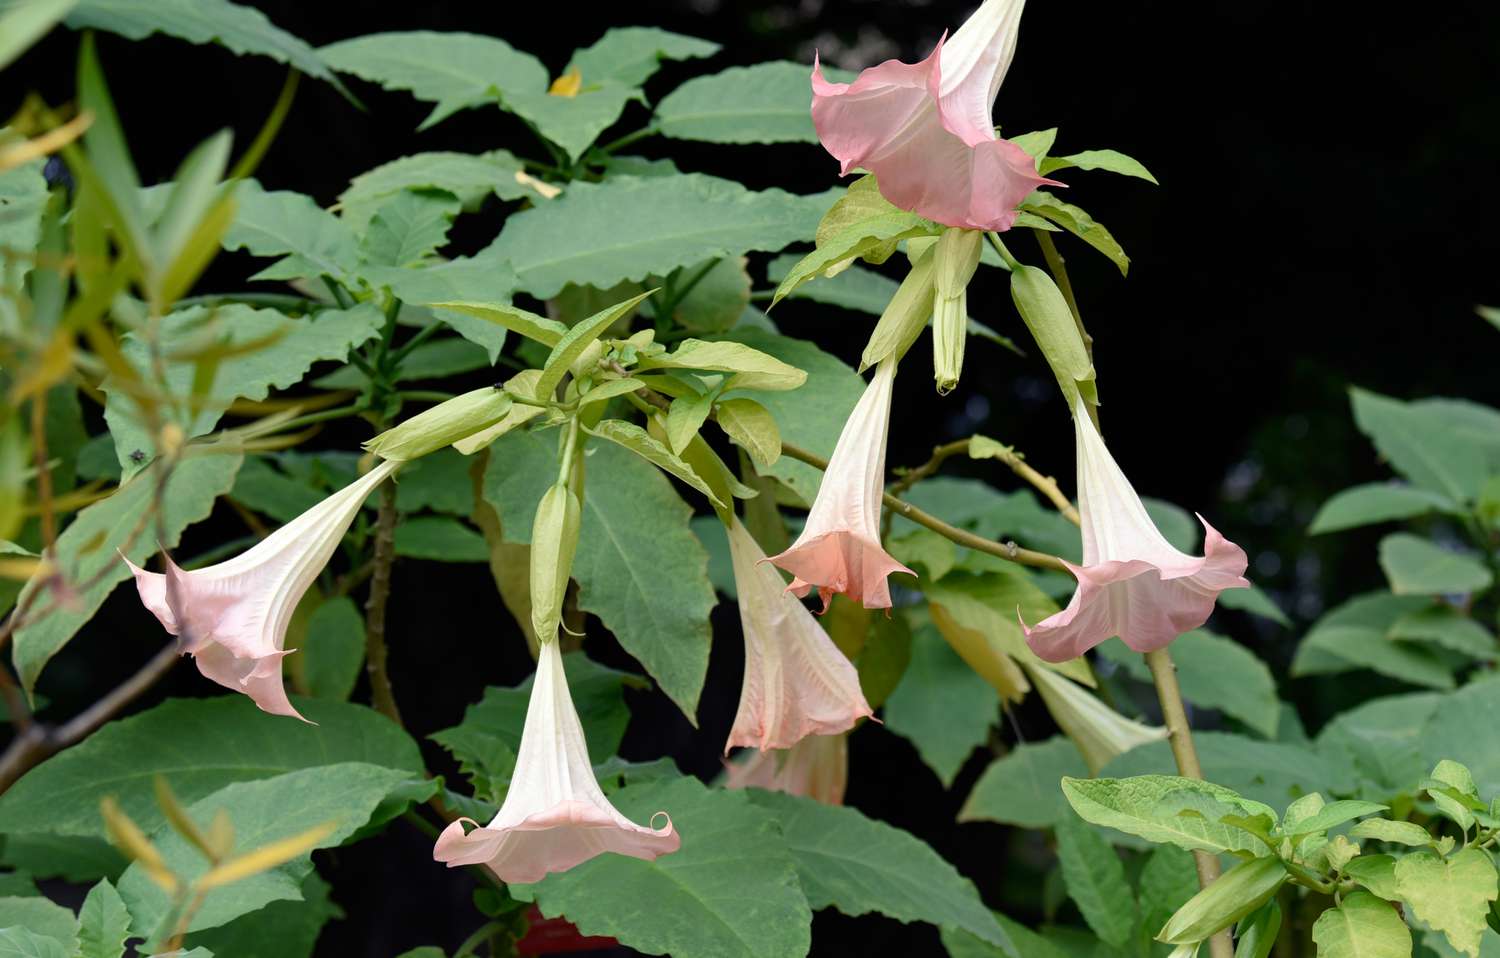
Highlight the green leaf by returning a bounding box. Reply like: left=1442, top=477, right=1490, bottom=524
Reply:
left=75, top=879, right=130, bottom=958
left=883, top=627, right=996, bottom=787
left=358, top=189, right=459, bottom=268
left=656, top=61, right=848, bottom=144
left=487, top=173, right=834, bottom=299
left=745, top=790, right=1013, bottom=949
left=0, top=897, right=75, bottom=949
left=1390, top=605, right=1496, bottom=660
left=641, top=338, right=807, bottom=392
left=1421, top=676, right=1500, bottom=796
left=118, top=763, right=414, bottom=935
left=295, top=596, right=365, bottom=702
left=103, top=303, right=383, bottom=477
left=1348, top=818, right=1435, bottom=846
left=1100, top=733, right=1356, bottom=809
left=1216, top=584, right=1291, bottom=627
left=715, top=398, right=781, bottom=468
left=186, top=871, right=341, bottom=958
left=771, top=213, right=933, bottom=308
left=229, top=455, right=323, bottom=522
left=1379, top=533, right=1493, bottom=595
left=510, top=777, right=811, bottom=958
left=0, top=0, right=75, bottom=72
left=0, top=149, right=48, bottom=264
left=1345, top=855, right=1400, bottom=900
left=1310, top=891, right=1411, bottom=958
left=665, top=392, right=715, bottom=455
left=0, top=695, right=423, bottom=840
left=1139, top=846, right=1202, bottom=943
left=1293, top=590, right=1455, bottom=690
left=1098, top=630, right=1280, bottom=737
left=1020, top=191, right=1130, bottom=276
left=585, top=419, right=726, bottom=511
left=942, top=915, right=1044, bottom=958
left=392, top=448, right=476, bottom=515
left=1054, top=813, right=1138, bottom=947
left=958, top=737, right=1088, bottom=828
left=708, top=329, right=863, bottom=503
left=319, top=31, right=546, bottom=128
left=766, top=254, right=900, bottom=316
left=482, top=431, right=715, bottom=720
left=1350, top=387, right=1487, bottom=503
left=1061, top=775, right=1275, bottom=855
left=63, top=0, right=343, bottom=91
left=393, top=515, right=488, bottom=562
left=10, top=450, right=241, bottom=693
left=535, top=290, right=654, bottom=398
left=1038, top=149, right=1159, bottom=184
left=502, top=85, right=644, bottom=162
left=1309, top=482, right=1458, bottom=534
left=1284, top=799, right=1388, bottom=836
left=430, top=651, right=637, bottom=803
left=1396, top=848, right=1498, bottom=957
left=0, top=835, right=124, bottom=884
left=221, top=180, right=359, bottom=281
left=339, top=149, right=529, bottom=229
left=427, top=300, right=564, bottom=349
left=1158, top=856, right=1287, bottom=945
left=923, top=570, right=1091, bottom=687
left=1315, top=690, right=1442, bottom=798
left=568, top=26, right=718, bottom=86
left=0, top=927, right=70, bottom=958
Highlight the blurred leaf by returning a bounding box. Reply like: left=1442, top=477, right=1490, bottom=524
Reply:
left=1421, top=676, right=1500, bottom=797
left=0, top=834, right=125, bottom=883
left=0, top=141, right=49, bottom=259
left=0, top=695, right=423, bottom=840
left=747, top=789, right=1014, bottom=949
left=1097, top=630, right=1280, bottom=737
left=1215, top=584, right=1291, bottom=627
left=296, top=596, right=364, bottom=702
left=669, top=256, right=751, bottom=332
left=1378, top=532, right=1493, bottom=595
left=75, top=33, right=148, bottom=263
left=0, top=927, right=70, bottom=957
left=568, top=26, right=717, bottom=86
left=10, top=449, right=241, bottom=693
left=483, top=431, right=715, bottom=720
left=319, top=31, right=546, bottom=128
left=187, top=871, right=342, bottom=958
left=1292, top=589, right=1455, bottom=689
left=230, top=455, right=323, bottom=522
left=393, top=515, right=488, bottom=562
left=1309, top=481, right=1458, bottom=534
left=1350, top=387, right=1486, bottom=503
left=358, top=189, right=459, bottom=268
left=486, top=173, right=833, bottom=299
left=339, top=149, right=528, bottom=229
left=958, top=737, right=1088, bottom=829
left=657, top=61, right=851, bottom=144
left=925, top=569, right=1090, bottom=686
left=117, top=763, right=413, bottom=935
left=0, top=0, right=76, bottom=71
left=1054, top=812, right=1137, bottom=948
left=0, top=896, right=76, bottom=949
left=1389, top=605, right=1496, bottom=660
left=392, top=448, right=475, bottom=514
left=883, top=625, right=996, bottom=787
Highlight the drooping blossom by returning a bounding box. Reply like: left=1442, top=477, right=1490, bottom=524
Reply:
left=125, top=458, right=401, bottom=721
left=725, top=734, right=849, bottom=806
left=768, top=357, right=913, bottom=610
left=433, top=641, right=679, bottom=882
left=726, top=519, right=873, bottom=752
left=811, top=0, right=1057, bottom=231
left=1022, top=662, right=1166, bottom=773
left=1022, top=401, right=1250, bottom=663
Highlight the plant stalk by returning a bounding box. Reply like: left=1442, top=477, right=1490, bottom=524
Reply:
left=363, top=481, right=403, bottom=725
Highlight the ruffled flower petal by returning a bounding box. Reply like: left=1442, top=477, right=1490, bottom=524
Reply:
left=769, top=357, right=913, bottom=610
left=725, top=733, right=849, bottom=806
left=725, top=520, right=873, bottom=752
left=433, top=642, right=679, bottom=883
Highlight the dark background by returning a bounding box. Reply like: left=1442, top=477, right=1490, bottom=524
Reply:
left=9, top=1, right=1500, bottom=955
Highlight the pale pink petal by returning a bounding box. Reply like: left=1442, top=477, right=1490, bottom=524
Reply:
left=725, top=521, right=873, bottom=752
left=123, top=556, right=176, bottom=633
left=192, top=641, right=305, bottom=721
left=726, top=734, right=849, bottom=806
left=769, top=358, right=913, bottom=610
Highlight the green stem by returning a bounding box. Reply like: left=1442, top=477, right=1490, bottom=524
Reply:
left=387, top=320, right=444, bottom=368
left=398, top=390, right=457, bottom=403
left=1033, top=230, right=1093, bottom=366
left=175, top=292, right=321, bottom=313
left=599, top=124, right=658, bottom=154
left=323, top=277, right=353, bottom=310
left=270, top=403, right=367, bottom=434
left=985, top=232, right=1022, bottom=270
left=455, top=921, right=506, bottom=958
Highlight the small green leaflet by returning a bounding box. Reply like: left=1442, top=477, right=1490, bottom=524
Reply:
left=1038, top=149, right=1159, bottom=183
left=1310, top=891, right=1411, bottom=958
left=1378, top=532, right=1493, bottom=595
left=1308, top=481, right=1458, bottom=534
left=75, top=879, right=131, bottom=958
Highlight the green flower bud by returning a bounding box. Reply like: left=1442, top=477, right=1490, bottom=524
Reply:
left=932, top=227, right=981, bottom=394
left=1010, top=264, right=1098, bottom=411
left=1158, top=856, right=1287, bottom=946
left=529, top=481, right=582, bottom=645
left=364, top=387, right=513, bottom=461
left=859, top=238, right=937, bottom=372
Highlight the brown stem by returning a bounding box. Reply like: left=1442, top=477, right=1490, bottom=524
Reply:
left=363, top=481, right=403, bottom=725
left=886, top=439, right=970, bottom=499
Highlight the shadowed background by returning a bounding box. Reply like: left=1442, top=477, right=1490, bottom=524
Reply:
left=9, top=0, right=1500, bottom=954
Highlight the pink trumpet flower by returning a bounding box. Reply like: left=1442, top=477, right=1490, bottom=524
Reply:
left=768, top=357, right=914, bottom=610
left=1023, top=402, right=1250, bottom=663
left=810, top=0, right=1056, bottom=231
left=125, top=459, right=401, bottom=721
left=433, top=641, right=679, bottom=882
left=725, top=734, right=850, bottom=806
left=726, top=519, right=873, bottom=752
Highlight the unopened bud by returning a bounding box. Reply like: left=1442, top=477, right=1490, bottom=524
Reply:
left=859, top=238, right=937, bottom=372
left=1010, top=264, right=1098, bottom=411
left=364, top=387, right=513, bottom=461
left=1158, top=856, right=1287, bottom=945
left=529, top=481, right=582, bottom=644
left=931, top=228, right=981, bottom=394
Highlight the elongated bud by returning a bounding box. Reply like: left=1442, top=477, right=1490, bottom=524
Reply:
left=1157, top=856, right=1287, bottom=945
left=365, top=387, right=514, bottom=461
left=932, top=228, right=981, bottom=394
left=859, top=238, right=937, bottom=372
left=529, top=481, right=582, bottom=644
left=1010, top=264, right=1098, bottom=410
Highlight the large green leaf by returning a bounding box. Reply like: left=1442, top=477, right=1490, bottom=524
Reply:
left=503, top=85, right=645, bottom=162
left=221, top=180, right=359, bottom=281
left=0, top=897, right=75, bottom=948
left=656, top=61, right=848, bottom=144
left=0, top=927, right=70, bottom=958
left=1292, top=590, right=1455, bottom=689
left=75, top=879, right=129, bottom=958
left=1061, top=775, right=1274, bottom=855
left=510, top=777, right=812, bottom=958
left=11, top=449, right=241, bottom=693
left=430, top=651, right=639, bottom=803
left=1308, top=482, right=1458, bottom=534
left=392, top=515, right=488, bottom=562
left=486, top=173, right=833, bottom=298
left=567, top=26, right=718, bottom=86
left=1389, top=605, right=1497, bottom=660
left=708, top=329, right=863, bottom=503
left=60, top=0, right=342, bottom=89
left=338, top=149, right=529, bottom=229
left=1100, top=732, right=1355, bottom=809
left=1054, top=813, right=1137, bottom=948
left=1396, top=848, right=1498, bottom=957
left=186, top=872, right=341, bottom=958
left=117, top=763, right=412, bottom=934
left=746, top=790, right=1013, bottom=949
left=882, top=626, right=997, bottom=786
left=358, top=189, right=459, bottom=268
left=482, top=431, right=716, bottom=720
left=1422, top=676, right=1500, bottom=797
left=319, top=31, right=546, bottom=128
left=0, top=695, right=423, bottom=839
left=293, top=595, right=365, bottom=702
left=958, top=737, right=1089, bottom=829
left=1096, top=630, right=1281, bottom=737
left=1315, top=691, right=1443, bottom=799
left=1349, top=387, right=1487, bottom=503
left=103, top=303, right=383, bottom=477
left=1378, top=532, right=1493, bottom=595
left=1310, top=891, right=1412, bottom=958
